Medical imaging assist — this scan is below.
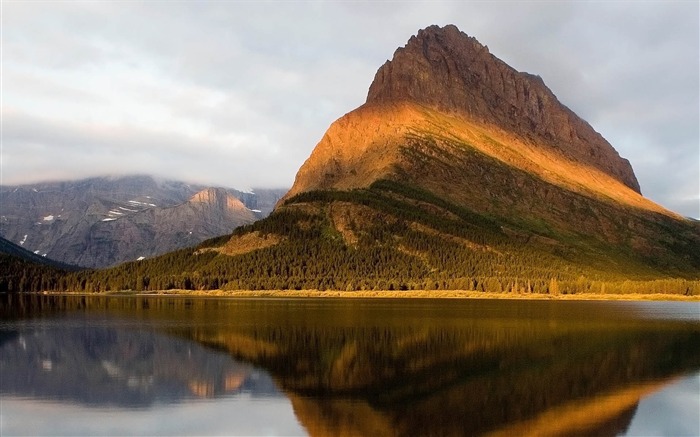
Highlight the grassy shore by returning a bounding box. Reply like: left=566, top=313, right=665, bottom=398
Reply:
left=57, top=289, right=700, bottom=301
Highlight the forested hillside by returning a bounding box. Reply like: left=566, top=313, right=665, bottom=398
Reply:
left=26, top=176, right=698, bottom=296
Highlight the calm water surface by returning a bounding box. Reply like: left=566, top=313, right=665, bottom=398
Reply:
left=1, top=295, right=698, bottom=436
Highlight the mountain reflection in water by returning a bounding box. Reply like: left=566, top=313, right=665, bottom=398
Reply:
left=1, top=294, right=698, bottom=436
left=0, top=321, right=280, bottom=408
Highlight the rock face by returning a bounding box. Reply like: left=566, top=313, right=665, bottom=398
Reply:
left=189, top=188, right=254, bottom=222
left=0, top=176, right=287, bottom=268
left=366, top=24, right=640, bottom=192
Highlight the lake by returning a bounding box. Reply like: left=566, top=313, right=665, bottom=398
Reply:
left=1, top=294, right=698, bottom=436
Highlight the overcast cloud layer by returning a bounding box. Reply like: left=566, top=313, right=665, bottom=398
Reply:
left=2, top=1, right=698, bottom=218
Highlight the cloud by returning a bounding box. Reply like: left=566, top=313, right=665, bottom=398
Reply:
left=2, top=1, right=698, bottom=217
left=1, top=109, right=298, bottom=189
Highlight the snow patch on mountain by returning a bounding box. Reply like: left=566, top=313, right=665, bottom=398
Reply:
left=128, top=200, right=157, bottom=207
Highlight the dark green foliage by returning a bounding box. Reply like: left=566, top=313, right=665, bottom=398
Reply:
left=0, top=254, right=68, bottom=293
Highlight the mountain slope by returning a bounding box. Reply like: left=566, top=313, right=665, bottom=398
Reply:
left=282, top=102, right=696, bottom=266
left=0, top=176, right=286, bottom=268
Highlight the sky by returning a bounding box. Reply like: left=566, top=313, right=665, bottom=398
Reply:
left=1, top=1, right=698, bottom=218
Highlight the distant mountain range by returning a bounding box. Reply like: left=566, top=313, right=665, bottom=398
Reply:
left=0, top=175, right=287, bottom=268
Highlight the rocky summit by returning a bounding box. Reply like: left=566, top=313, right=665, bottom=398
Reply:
left=367, top=25, right=639, bottom=192
left=12, top=25, right=700, bottom=293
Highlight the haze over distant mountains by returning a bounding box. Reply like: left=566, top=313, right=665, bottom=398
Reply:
left=0, top=175, right=287, bottom=268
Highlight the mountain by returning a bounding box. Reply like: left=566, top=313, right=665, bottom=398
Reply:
left=0, top=176, right=287, bottom=268
left=29, top=25, right=700, bottom=293
left=276, top=24, right=699, bottom=276
left=368, top=25, right=641, bottom=192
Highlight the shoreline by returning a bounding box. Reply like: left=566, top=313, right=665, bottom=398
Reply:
left=37, top=289, right=700, bottom=301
